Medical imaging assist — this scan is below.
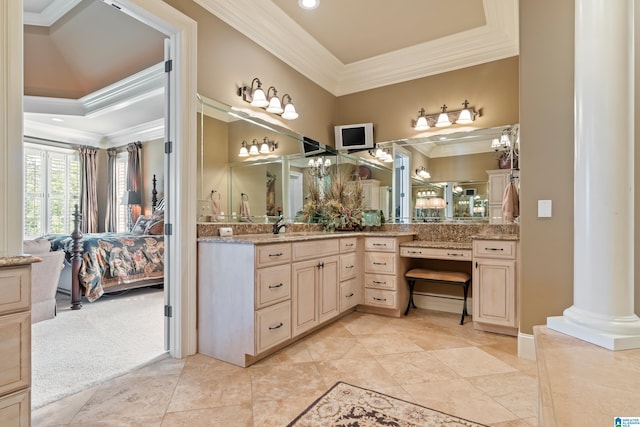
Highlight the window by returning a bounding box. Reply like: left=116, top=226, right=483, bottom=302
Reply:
left=24, top=144, right=80, bottom=238
left=115, top=153, right=128, bottom=232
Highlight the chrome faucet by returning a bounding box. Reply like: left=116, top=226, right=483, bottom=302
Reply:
left=272, top=216, right=286, bottom=234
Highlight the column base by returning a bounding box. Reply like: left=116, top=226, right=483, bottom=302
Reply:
left=547, top=316, right=640, bottom=351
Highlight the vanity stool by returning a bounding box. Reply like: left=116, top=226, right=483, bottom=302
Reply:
left=404, top=268, right=471, bottom=325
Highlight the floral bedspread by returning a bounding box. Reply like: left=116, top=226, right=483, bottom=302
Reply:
left=44, top=233, right=164, bottom=302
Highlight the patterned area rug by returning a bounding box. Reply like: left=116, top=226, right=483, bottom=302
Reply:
left=287, top=382, right=488, bottom=426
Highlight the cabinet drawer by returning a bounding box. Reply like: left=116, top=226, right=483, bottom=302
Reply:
left=339, top=278, right=362, bottom=312
left=0, top=267, right=30, bottom=316
left=0, top=312, right=30, bottom=396
left=364, top=252, right=396, bottom=274
left=293, top=239, right=339, bottom=261
left=0, top=389, right=30, bottom=427
left=400, top=247, right=471, bottom=261
left=255, top=264, right=291, bottom=309
left=473, top=240, right=517, bottom=259
left=340, top=237, right=358, bottom=253
left=364, top=289, right=397, bottom=308
left=256, top=243, right=292, bottom=268
left=364, top=273, right=396, bottom=290
left=365, top=237, right=396, bottom=252
left=255, top=300, right=291, bottom=353
left=339, top=253, right=358, bottom=281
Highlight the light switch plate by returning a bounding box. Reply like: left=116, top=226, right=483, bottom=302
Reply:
left=538, top=200, right=552, bottom=218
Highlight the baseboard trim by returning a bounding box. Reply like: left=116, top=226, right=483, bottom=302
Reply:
left=518, top=331, right=536, bottom=360
left=412, top=292, right=472, bottom=315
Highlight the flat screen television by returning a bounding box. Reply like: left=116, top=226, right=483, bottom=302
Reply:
left=299, top=136, right=326, bottom=157
left=334, top=122, right=374, bottom=152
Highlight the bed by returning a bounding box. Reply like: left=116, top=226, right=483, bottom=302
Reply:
left=44, top=179, right=165, bottom=310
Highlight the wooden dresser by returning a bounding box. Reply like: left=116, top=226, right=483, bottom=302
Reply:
left=0, top=256, right=37, bottom=427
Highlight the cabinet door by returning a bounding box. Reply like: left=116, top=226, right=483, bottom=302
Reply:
left=473, top=258, right=516, bottom=327
left=292, top=260, right=319, bottom=336
left=318, top=256, right=339, bottom=323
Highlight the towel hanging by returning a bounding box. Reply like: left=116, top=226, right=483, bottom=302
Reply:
left=210, top=190, right=221, bottom=222
left=240, top=193, right=252, bottom=222
left=501, top=182, right=520, bottom=222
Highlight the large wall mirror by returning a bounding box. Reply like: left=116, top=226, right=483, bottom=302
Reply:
left=197, top=93, right=517, bottom=224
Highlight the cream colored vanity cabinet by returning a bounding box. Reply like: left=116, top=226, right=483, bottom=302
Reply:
left=0, top=263, right=32, bottom=427
left=487, top=169, right=510, bottom=224
left=472, top=239, right=518, bottom=336
left=198, top=241, right=292, bottom=367
left=291, top=239, right=340, bottom=336
left=360, top=235, right=413, bottom=317
left=339, top=237, right=362, bottom=312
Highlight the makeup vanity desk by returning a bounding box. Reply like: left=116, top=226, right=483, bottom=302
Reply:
left=400, top=235, right=519, bottom=336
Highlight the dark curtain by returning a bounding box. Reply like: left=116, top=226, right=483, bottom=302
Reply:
left=104, top=148, right=118, bottom=232
left=79, top=146, right=99, bottom=233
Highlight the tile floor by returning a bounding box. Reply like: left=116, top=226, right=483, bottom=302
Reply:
left=32, top=309, right=538, bottom=426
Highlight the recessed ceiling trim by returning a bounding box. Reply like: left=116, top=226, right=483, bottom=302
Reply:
left=107, top=118, right=164, bottom=146
left=24, top=118, right=103, bottom=146
left=194, top=0, right=518, bottom=96
left=23, top=0, right=82, bottom=26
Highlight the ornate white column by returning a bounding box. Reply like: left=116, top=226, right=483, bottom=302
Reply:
left=547, top=0, right=640, bottom=350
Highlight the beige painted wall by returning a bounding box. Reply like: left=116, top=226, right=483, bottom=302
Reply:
left=335, top=57, right=520, bottom=144
left=164, top=0, right=338, bottom=146
left=198, top=114, right=229, bottom=215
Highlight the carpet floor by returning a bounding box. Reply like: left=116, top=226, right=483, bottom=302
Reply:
left=288, top=382, right=489, bottom=426
left=31, top=287, right=167, bottom=409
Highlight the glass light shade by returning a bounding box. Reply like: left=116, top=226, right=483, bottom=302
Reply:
left=281, top=102, right=298, bottom=120
left=456, top=108, right=473, bottom=124
left=323, top=158, right=331, bottom=167
left=491, top=138, right=501, bottom=149
left=432, top=198, right=446, bottom=209
left=259, top=142, right=270, bottom=154
left=435, top=112, right=451, bottom=127
left=382, top=153, right=393, bottom=163
left=414, top=115, right=429, bottom=130
left=415, top=198, right=428, bottom=209
left=500, top=134, right=511, bottom=147
left=374, top=147, right=386, bottom=159
left=249, top=143, right=259, bottom=155
left=266, top=96, right=283, bottom=114
left=238, top=146, right=249, bottom=157
left=298, top=0, right=319, bottom=9
left=308, top=159, right=315, bottom=167
left=250, top=87, right=269, bottom=108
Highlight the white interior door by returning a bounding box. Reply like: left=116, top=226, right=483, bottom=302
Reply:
left=288, top=171, right=304, bottom=220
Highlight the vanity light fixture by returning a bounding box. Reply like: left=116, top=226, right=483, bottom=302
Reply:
left=248, top=139, right=260, bottom=156
left=281, top=94, right=299, bottom=120
left=237, top=78, right=299, bottom=120
left=238, top=140, right=250, bottom=157
left=415, top=166, right=431, bottom=179
left=369, top=144, right=393, bottom=163
left=265, top=87, right=283, bottom=114
left=412, top=100, right=478, bottom=130
left=259, top=137, right=278, bottom=154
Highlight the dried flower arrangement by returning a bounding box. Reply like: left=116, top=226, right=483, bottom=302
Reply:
left=301, top=164, right=364, bottom=231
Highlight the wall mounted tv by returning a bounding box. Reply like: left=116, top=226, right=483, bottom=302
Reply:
left=334, top=122, right=374, bottom=152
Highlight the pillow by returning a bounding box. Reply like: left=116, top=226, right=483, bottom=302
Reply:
left=131, top=215, right=154, bottom=235
left=145, top=219, right=164, bottom=235
left=23, top=238, right=52, bottom=254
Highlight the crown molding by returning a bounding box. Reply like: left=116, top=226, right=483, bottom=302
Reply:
left=107, top=118, right=164, bottom=146
left=23, top=118, right=103, bottom=146
left=194, top=0, right=518, bottom=96
left=23, top=0, right=82, bottom=26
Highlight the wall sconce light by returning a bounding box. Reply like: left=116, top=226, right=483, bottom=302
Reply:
left=415, top=166, right=431, bottom=179
left=412, top=100, right=478, bottom=130
left=238, top=78, right=299, bottom=120
left=308, top=157, right=331, bottom=178
left=369, top=144, right=393, bottom=162
left=259, top=137, right=278, bottom=154
left=239, top=138, right=278, bottom=157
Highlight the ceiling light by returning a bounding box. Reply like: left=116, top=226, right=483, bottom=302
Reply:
left=435, top=104, right=452, bottom=127
left=298, top=0, right=319, bottom=10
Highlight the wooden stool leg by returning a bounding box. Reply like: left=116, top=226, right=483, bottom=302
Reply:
left=405, top=279, right=416, bottom=315
left=460, top=281, right=470, bottom=325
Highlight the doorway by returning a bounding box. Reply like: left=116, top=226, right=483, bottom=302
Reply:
left=288, top=171, right=304, bottom=219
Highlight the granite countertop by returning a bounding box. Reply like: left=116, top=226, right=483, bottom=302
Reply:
left=471, top=234, right=519, bottom=241
left=198, top=231, right=416, bottom=245
left=0, top=254, right=42, bottom=267
left=400, top=241, right=472, bottom=250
